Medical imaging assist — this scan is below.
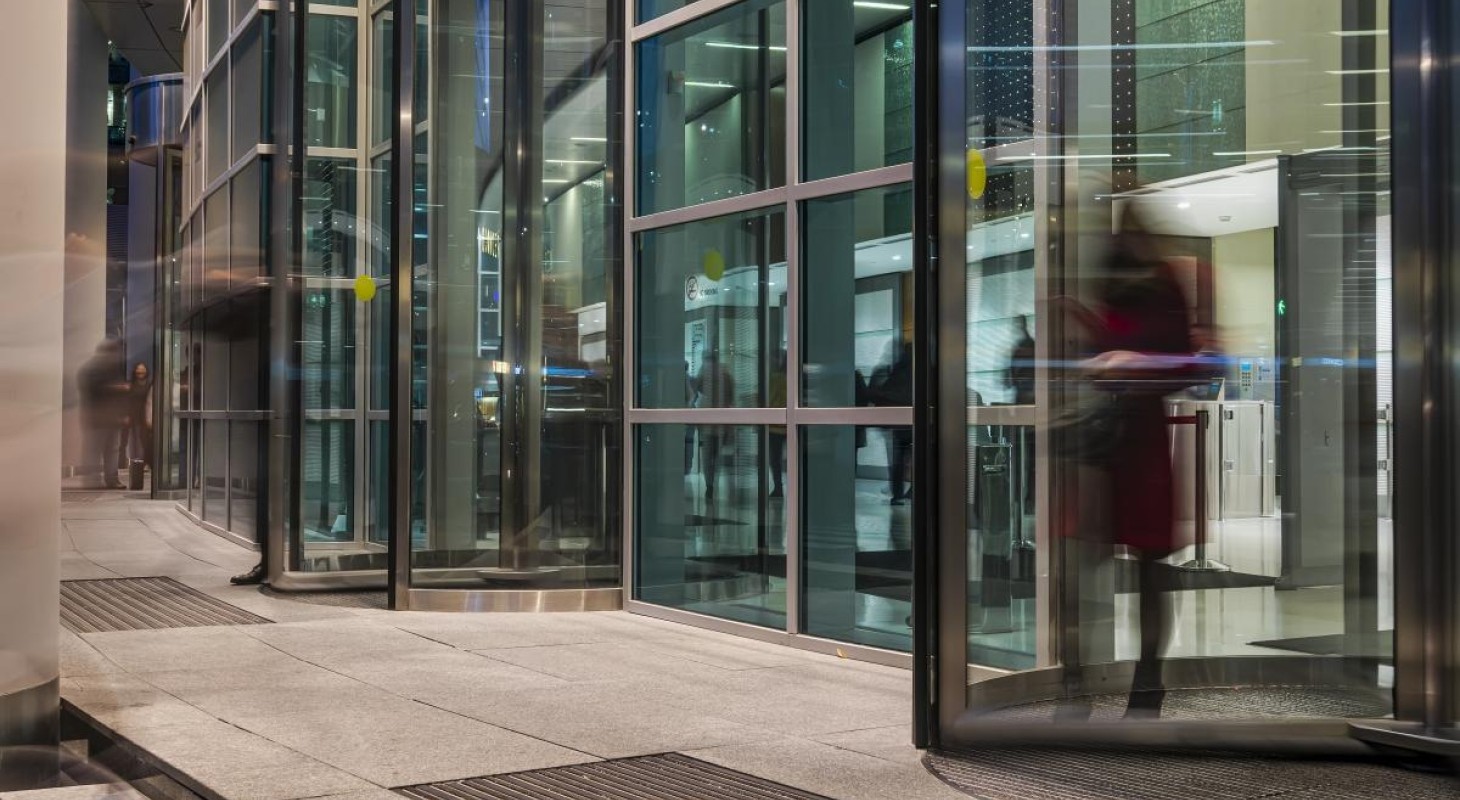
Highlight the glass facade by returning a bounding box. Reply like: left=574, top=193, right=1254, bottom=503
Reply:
left=165, top=0, right=1460, bottom=752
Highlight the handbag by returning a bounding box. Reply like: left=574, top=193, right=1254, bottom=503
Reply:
left=1047, top=390, right=1126, bottom=466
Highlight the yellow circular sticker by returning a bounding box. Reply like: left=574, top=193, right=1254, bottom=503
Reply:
left=354, top=274, right=378, bottom=302
left=967, top=148, right=988, bottom=200
left=703, top=249, right=726, bottom=282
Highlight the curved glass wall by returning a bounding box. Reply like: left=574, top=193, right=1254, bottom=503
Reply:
left=174, top=0, right=276, bottom=548
left=930, top=0, right=1399, bottom=744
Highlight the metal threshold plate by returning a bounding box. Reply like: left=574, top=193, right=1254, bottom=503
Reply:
left=395, top=753, right=832, bottom=799
left=61, top=577, right=272, bottom=633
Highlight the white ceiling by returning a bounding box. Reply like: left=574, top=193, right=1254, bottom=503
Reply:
left=84, top=0, right=185, bottom=75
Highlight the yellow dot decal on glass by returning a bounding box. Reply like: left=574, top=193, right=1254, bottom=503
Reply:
left=703, top=249, right=726, bottom=282
left=354, top=274, right=378, bottom=302
left=967, top=148, right=988, bottom=200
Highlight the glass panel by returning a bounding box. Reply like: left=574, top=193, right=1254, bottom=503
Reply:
left=303, top=158, right=358, bottom=277
left=232, top=18, right=263, bottom=162
left=201, top=310, right=230, bottom=412
left=636, top=424, right=786, bottom=629
left=203, top=189, right=229, bottom=301
left=230, top=299, right=263, bottom=410
left=368, top=154, right=390, bottom=276
left=229, top=421, right=261, bottom=540
left=206, top=62, right=230, bottom=180
left=301, top=420, right=355, bottom=546
left=802, top=425, right=913, bottom=651
left=636, top=208, right=785, bottom=409
left=209, top=0, right=230, bottom=61
left=967, top=424, right=1035, bottom=670
left=230, top=158, right=265, bottom=284
left=967, top=0, right=1033, bottom=150
left=801, top=2, right=913, bottom=181
left=305, top=14, right=358, bottom=148
left=202, top=419, right=228, bottom=525
left=371, top=9, right=392, bottom=148
left=302, top=288, right=356, bottom=410
left=801, top=183, right=914, bottom=408
left=634, top=0, right=786, bottom=215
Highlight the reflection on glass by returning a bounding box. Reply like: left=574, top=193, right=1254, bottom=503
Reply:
left=967, top=0, right=1033, bottom=150
left=635, top=0, right=786, bottom=215
left=637, top=0, right=692, bottom=24
left=229, top=159, right=265, bottom=284
left=967, top=425, right=1034, bottom=670
left=636, top=208, right=785, bottom=409
left=303, top=158, right=357, bottom=277
left=802, top=425, right=912, bottom=651
left=802, top=184, right=913, bottom=408
left=371, top=10, right=393, bottom=147
left=636, top=424, right=786, bottom=629
left=801, top=2, right=913, bottom=181
left=305, top=14, right=358, bottom=148
left=966, top=164, right=1034, bottom=406
left=202, top=189, right=230, bottom=301
left=232, top=19, right=263, bottom=162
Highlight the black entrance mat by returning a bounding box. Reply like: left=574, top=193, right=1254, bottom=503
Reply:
left=1250, top=630, right=1394, bottom=659
left=1116, top=560, right=1278, bottom=593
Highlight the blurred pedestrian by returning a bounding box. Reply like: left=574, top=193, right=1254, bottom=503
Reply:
left=123, top=362, right=154, bottom=472
left=1064, top=204, right=1203, bottom=718
left=78, top=339, right=128, bottom=489
left=693, top=350, right=735, bottom=502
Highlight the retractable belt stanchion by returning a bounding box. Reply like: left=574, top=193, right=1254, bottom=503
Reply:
left=1174, top=409, right=1229, bottom=572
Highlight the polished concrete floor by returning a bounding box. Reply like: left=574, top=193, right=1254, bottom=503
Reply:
left=56, top=493, right=963, bottom=800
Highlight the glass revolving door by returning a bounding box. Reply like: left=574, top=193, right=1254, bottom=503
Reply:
left=928, top=0, right=1402, bottom=749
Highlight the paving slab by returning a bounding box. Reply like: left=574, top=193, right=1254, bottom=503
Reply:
left=686, top=738, right=968, bottom=800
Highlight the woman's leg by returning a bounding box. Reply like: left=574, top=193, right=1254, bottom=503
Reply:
left=1128, top=548, right=1170, bottom=716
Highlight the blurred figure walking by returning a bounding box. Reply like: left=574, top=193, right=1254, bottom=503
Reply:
left=77, top=339, right=128, bottom=489
left=1065, top=205, right=1202, bottom=718
left=123, top=362, right=154, bottom=473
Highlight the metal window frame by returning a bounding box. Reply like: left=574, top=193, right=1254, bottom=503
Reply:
left=623, top=0, right=922, bottom=662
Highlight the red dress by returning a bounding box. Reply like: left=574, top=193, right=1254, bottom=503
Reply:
left=1098, top=265, right=1196, bottom=555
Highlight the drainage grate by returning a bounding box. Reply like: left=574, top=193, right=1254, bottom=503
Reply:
left=61, top=577, right=272, bottom=633
left=395, top=753, right=832, bottom=800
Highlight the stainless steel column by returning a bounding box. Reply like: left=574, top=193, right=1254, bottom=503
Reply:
left=390, top=0, right=419, bottom=609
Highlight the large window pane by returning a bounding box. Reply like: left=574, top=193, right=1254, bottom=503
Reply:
left=306, top=14, right=358, bottom=148
left=635, top=0, right=785, bottom=215
left=801, top=2, right=913, bottom=181
left=636, top=208, right=785, bottom=409
left=801, top=425, right=913, bottom=652
left=209, top=0, right=230, bottom=61
left=371, top=10, right=393, bottom=148
left=801, top=184, right=913, bottom=408
left=636, top=424, right=786, bottom=629
left=966, top=425, right=1035, bottom=670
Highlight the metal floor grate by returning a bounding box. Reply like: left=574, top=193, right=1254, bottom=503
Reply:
left=395, top=753, right=832, bottom=800
left=61, top=577, right=272, bottom=633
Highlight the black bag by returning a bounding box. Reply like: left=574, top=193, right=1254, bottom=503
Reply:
left=128, top=459, right=145, bottom=491
left=1047, top=392, right=1125, bottom=466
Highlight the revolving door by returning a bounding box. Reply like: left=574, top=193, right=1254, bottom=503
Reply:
left=917, top=0, right=1458, bottom=755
